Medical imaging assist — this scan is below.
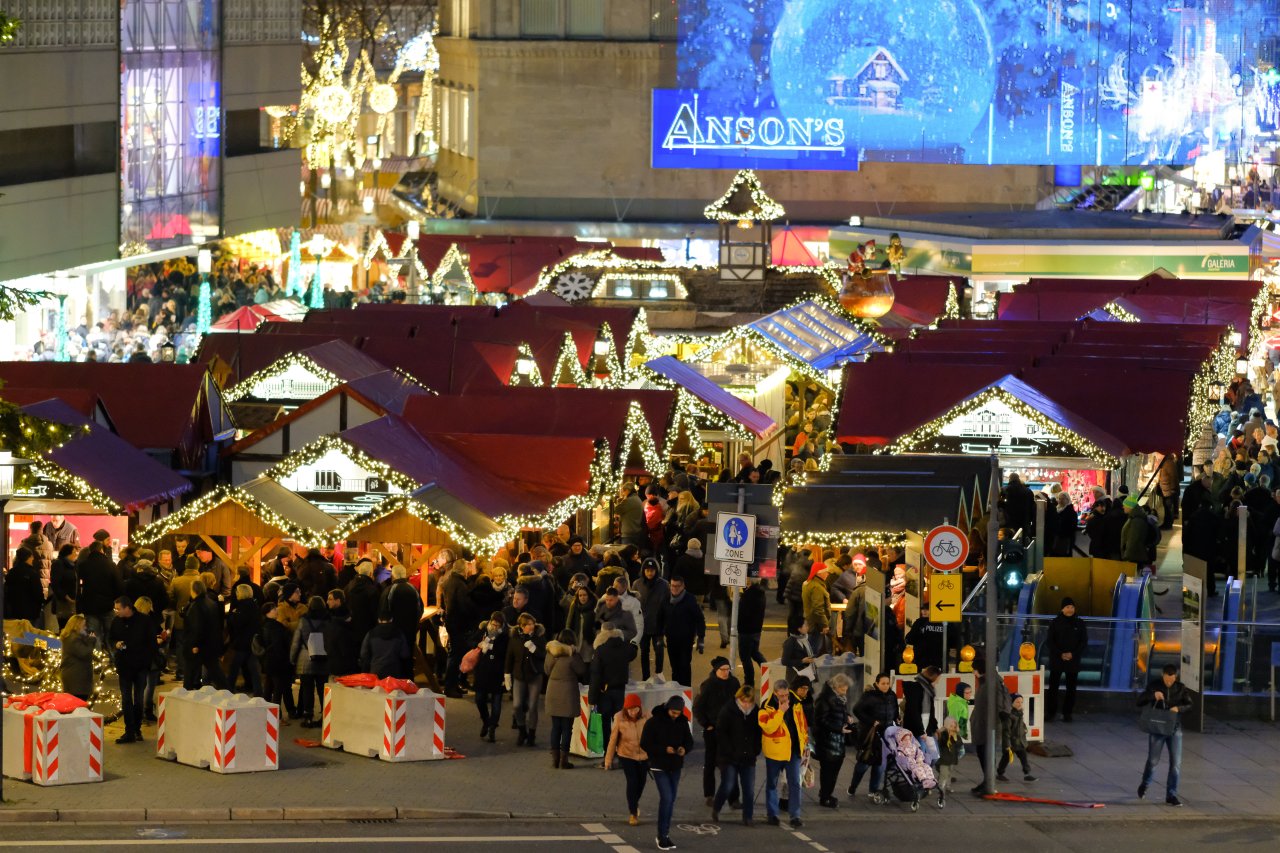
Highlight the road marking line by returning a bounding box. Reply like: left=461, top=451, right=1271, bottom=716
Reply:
left=581, top=823, right=610, bottom=833
left=794, top=832, right=811, bottom=841
left=597, top=835, right=623, bottom=844
left=812, top=845, right=831, bottom=852
left=0, top=838, right=600, bottom=848
left=613, top=847, right=640, bottom=853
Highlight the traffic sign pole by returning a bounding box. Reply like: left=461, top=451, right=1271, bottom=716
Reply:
left=728, top=486, right=746, bottom=683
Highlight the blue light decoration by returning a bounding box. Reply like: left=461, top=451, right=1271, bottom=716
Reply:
left=672, top=0, right=1278, bottom=168
left=309, top=265, right=324, bottom=309
left=285, top=229, right=302, bottom=297
left=54, top=295, right=68, bottom=362
left=195, top=274, right=212, bottom=335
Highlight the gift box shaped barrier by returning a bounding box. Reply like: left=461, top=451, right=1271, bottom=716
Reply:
left=155, top=687, right=279, bottom=773
left=571, top=677, right=692, bottom=759
left=322, top=682, right=446, bottom=762
left=3, top=703, right=104, bottom=785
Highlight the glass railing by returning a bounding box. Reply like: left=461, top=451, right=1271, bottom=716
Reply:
left=954, top=611, right=1280, bottom=696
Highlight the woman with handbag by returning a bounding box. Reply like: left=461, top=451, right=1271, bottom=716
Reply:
left=470, top=612, right=508, bottom=742
left=1137, top=664, right=1193, bottom=806
left=812, top=673, right=854, bottom=808
left=604, top=693, right=650, bottom=827
left=848, top=672, right=900, bottom=801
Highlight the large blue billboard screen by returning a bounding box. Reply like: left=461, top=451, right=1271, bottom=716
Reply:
left=671, top=0, right=1280, bottom=168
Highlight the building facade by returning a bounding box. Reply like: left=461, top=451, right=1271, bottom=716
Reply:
left=433, top=0, right=1051, bottom=221
left=0, top=0, right=302, bottom=283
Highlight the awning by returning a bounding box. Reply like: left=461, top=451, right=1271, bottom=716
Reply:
left=20, top=399, right=193, bottom=513
left=133, top=477, right=338, bottom=548
left=644, top=356, right=777, bottom=439
left=744, top=299, right=884, bottom=371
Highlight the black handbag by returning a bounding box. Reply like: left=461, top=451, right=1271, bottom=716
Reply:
left=1138, top=702, right=1178, bottom=737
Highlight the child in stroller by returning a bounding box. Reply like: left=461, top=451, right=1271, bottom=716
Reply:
left=874, top=724, right=937, bottom=812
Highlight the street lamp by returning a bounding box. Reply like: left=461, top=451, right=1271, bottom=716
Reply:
left=160, top=340, right=176, bottom=363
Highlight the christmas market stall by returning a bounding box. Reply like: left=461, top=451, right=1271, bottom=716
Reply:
left=131, top=477, right=339, bottom=582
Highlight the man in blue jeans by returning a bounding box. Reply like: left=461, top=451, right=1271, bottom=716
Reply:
left=640, top=696, right=694, bottom=851
left=712, top=685, right=761, bottom=825
left=1138, top=663, right=1193, bottom=806
left=760, top=678, right=808, bottom=828
left=108, top=596, right=159, bottom=744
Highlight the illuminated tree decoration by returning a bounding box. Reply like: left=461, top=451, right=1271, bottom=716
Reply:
left=309, top=266, right=325, bottom=310
left=0, top=398, right=89, bottom=493
left=367, top=83, right=398, bottom=115
left=286, top=229, right=304, bottom=298
left=55, top=296, right=69, bottom=362
left=509, top=342, right=545, bottom=387
left=196, top=274, right=213, bottom=335
left=943, top=282, right=962, bottom=320
left=551, top=332, right=589, bottom=387
left=1184, top=332, right=1238, bottom=450
left=2, top=634, right=122, bottom=722
left=1102, top=301, right=1140, bottom=323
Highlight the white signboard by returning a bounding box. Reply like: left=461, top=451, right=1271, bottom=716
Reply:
left=720, top=561, right=748, bottom=588
left=714, top=511, right=756, bottom=563
left=933, top=397, right=1084, bottom=458
left=1181, top=572, right=1203, bottom=693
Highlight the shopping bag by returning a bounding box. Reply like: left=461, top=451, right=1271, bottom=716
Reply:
left=919, top=734, right=940, bottom=765
left=1138, top=704, right=1178, bottom=737
left=460, top=647, right=481, bottom=674
left=587, top=712, right=605, bottom=754
left=800, top=754, right=816, bottom=788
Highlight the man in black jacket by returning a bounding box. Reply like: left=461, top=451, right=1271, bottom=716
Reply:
left=640, top=695, right=694, bottom=850
left=658, top=576, right=705, bottom=687
left=736, top=581, right=767, bottom=686
left=901, top=666, right=940, bottom=738
left=323, top=590, right=361, bottom=677
left=588, top=623, right=636, bottom=760
left=77, top=541, right=122, bottom=647
left=4, top=547, right=45, bottom=625
left=109, top=597, right=158, bottom=743
left=360, top=615, right=411, bottom=678
left=1137, top=664, right=1194, bottom=806
left=693, top=656, right=742, bottom=809
left=183, top=580, right=227, bottom=690
left=712, top=686, right=761, bottom=825
left=1046, top=597, right=1089, bottom=722
left=380, top=565, right=424, bottom=656
left=345, top=558, right=382, bottom=646
left=439, top=560, right=474, bottom=697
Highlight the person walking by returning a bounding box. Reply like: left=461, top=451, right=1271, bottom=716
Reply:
left=848, top=672, right=899, bottom=799
left=108, top=596, right=158, bottom=744
left=812, top=673, right=854, bottom=808
left=545, top=629, right=589, bottom=769
left=760, top=678, right=808, bottom=828
left=604, top=693, right=650, bottom=827
left=969, top=663, right=1011, bottom=793
left=590, top=622, right=636, bottom=760
left=693, top=656, right=741, bottom=808
left=736, top=580, right=767, bottom=687
left=901, top=666, right=941, bottom=744
left=182, top=580, right=226, bottom=690
left=640, top=695, right=694, bottom=851
left=505, top=612, right=547, bottom=747
left=1046, top=596, right=1088, bottom=722
left=711, top=685, right=761, bottom=826
left=632, top=560, right=668, bottom=679
left=472, top=612, right=509, bottom=742
left=289, top=596, right=330, bottom=728
left=658, top=575, right=704, bottom=687
left=1137, top=664, right=1193, bottom=806
left=934, top=716, right=963, bottom=808
left=259, top=601, right=297, bottom=719
left=996, top=694, right=1037, bottom=782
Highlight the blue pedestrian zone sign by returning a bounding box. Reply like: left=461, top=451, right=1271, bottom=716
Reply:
left=714, top=511, right=757, bottom=563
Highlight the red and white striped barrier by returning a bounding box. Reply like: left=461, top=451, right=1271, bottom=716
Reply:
left=2, top=704, right=104, bottom=786
left=323, top=682, right=445, bottom=762
left=759, top=654, right=863, bottom=705
left=570, top=678, right=692, bottom=759
left=892, top=668, right=1045, bottom=742
left=155, top=687, right=279, bottom=773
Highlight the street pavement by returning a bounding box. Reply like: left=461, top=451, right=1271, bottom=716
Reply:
left=2, top=600, right=1278, bottom=828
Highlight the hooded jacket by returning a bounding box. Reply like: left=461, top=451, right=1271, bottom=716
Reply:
left=632, top=573, right=669, bottom=633
left=802, top=574, right=832, bottom=633
left=640, top=705, right=694, bottom=772
left=359, top=622, right=411, bottom=678
left=593, top=597, right=637, bottom=643
left=543, top=638, right=588, bottom=718
left=692, top=671, right=741, bottom=732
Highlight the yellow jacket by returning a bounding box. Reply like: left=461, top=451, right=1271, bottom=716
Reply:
left=759, top=697, right=808, bottom=761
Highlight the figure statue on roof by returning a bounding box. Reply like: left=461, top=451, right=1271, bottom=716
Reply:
left=887, top=233, right=906, bottom=275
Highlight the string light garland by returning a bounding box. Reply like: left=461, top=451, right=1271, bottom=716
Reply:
left=1102, top=301, right=1141, bottom=323
left=28, top=460, right=123, bottom=515
left=637, top=369, right=755, bottom=445
left=509, top=342, right=545, bottom=387
left=0, top=403, right=91, bottom=492
left=132, top=485, right=334, bottom=549
left=779, top=529, right=912, bottom=550
left=262, top=434, right=419, bottom=494
left=703, top=169, right=786, bottom=222
left=551, top=332, right=589, bottom=387
left=1184, top=331, right=1238, bottom=451
left=591, top=272, right=688, bottom=301
left=1, top=635, right=122, bottom=722
left=880, top=386, right=1122, bottom=469
left=429, top=244, right=475, bottom=293
left=524, top=250, right=714, bottom=300
left=618, top=400, right=666, bottom=476
left=223, top=353, right=345, bottom=403
left=623, top=308, right=653, bottom=372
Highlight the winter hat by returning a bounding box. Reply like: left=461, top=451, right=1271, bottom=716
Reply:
left=1123, top=495, right=1140, bottom=509
left=1060, top=597, right=1075, bottom=609
left=789, top=675, right=812, bottom=692
left=568, top=535, right=585, bottom=547
left=710, top=656, right=730, bottom=671
left=624, top=693, right=643, bottom=710
left=665, top=696, right=685, bottom=713
left=685, top=537, right=702, bottom=552
left=641, top=558, right=661, bottom=573
left=93, top=529, right=111, bottom=542
left=282, top=582, right=300, bottom=600
left=528, top=560, right=547, bottom=574
left=1245, top=473, right=1258, bottom=486
left=1264, top=436, right=1279, bottom=449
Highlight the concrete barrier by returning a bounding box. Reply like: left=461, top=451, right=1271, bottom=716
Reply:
left=892, top=668, right=1045, bottom=742
left=759, top=654, right=863, bottom=705
left=155, top=687, right=280, bottom=773
left=321, top=682, right=445, bottom=762
left=571, top=676, right=691, bottom=759
left=2, top=703, right=103, bottom=786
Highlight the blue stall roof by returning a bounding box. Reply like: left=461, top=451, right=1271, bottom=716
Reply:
left=746, top=300, right=884, bottom=370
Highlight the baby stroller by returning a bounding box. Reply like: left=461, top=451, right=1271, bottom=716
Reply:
left=874, top=725, right=937, bottom=812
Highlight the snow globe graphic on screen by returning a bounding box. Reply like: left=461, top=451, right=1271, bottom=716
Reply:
left=769, top=0, right=996, bottom=153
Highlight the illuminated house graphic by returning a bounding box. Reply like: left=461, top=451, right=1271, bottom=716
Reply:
left=826, top=47, right=908, bottom=111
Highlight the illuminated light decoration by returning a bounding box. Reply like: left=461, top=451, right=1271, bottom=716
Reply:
left=591, top=272, right=688, bottom=301
left=27, top=460, right=123, bottom=515
left=309, top=266, right=325, bottom=309
left=195, top=278, right=212, bottom=336
left=703, top=169, right=786, bottom=222
left=636, top=368, right=755, bottom=446
left=367, top=83, right=399, bottom=115
left=880, top=386, right=1122, bottom=470
left=1, top=635, right=122, bottom=722
left=264, top=105, right=291, bottom=119
left=1184, top=331, right=1239, bottom=451
left=361, top=229, right=394, bottom=269
left=314, top=83, right=354, bottom=124
left=1249, top=283, right=1269, bottom=343
left=765, top=263, right=845, bottom=298
left=623, top=308, right=653, bottom=370
left=1102, top=301, right=1141, bottom=323
left=223, top=353, right=345, bottom=403
left=262, top=434, right=420, bottom=495
left=0, top=408, right=90, bottom=493
left=618, top=401, right=665, bottom=475
left=550, top=332, right=589, bottom=387
left=590, top=323, right=624, bottom=388
left=943, top=282, right=962, bottom=321
left=524, top=249, right=713, bottom=300
left=132, top=485, right=333, bottom=550
left=778, top=528, right=912, bottom=551
left=509, top=342, right=544, bottom=387
left=54, top=296, right=68, bottom=362
left=429, top=243, right=473, bottom=296
left=285, top=230, right=304, bottom=298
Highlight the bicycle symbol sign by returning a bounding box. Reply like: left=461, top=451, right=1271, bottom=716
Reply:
left=924, top=524, right=969, bottom=572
